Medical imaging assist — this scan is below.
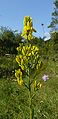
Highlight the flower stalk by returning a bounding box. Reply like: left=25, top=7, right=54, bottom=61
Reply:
left=29, top=80, right=34, bottom=119
left=15, top=16, right=43, bottom=119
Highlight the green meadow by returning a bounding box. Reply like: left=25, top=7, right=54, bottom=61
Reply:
left=0, top=33, right=58, bottom=119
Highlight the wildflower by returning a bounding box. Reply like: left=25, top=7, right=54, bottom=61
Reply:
left=32, top=51, right=34, bottom=55
left=17, top=78, right=23, bottom=86
left=36, top=64, right=38, bottom=70
left=40, top=84, right=42, bottom=88
left=16, top=56, right=20, bottom=63
left=21, top=16, right=36, bottom=40
left=15, top=69, right=22, bottom=79
left=22, top=49, right=25, bottom=55
left=28, top=53, right=31, bottom=56
left=42, top=74, right=49, bottom=81
left=21, top=65, right=24, bottom=70
left=37, top=82, right=42, bottom=88
left=34, top=80, right=36, bottom=88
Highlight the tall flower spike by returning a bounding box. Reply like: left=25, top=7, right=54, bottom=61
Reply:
left=21, top=16, right=36, bottom=40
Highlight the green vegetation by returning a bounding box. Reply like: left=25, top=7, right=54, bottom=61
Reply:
left=0, top=29, right=58, bottom=118
left=48, top=0, right=58, bottom=32
left=0, top=55, right=58, bottom=119
left=0, top=0, right=58, bottom=118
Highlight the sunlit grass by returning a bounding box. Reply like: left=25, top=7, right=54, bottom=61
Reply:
left=0, top=55, right=58, bottom=119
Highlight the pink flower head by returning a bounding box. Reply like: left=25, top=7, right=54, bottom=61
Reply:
left=42, top=74, right=49, bottom=81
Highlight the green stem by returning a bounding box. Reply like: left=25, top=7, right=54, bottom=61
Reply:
left=30, top=96, right=32, bottom=119
left=29, top=80, right=34, bottom=119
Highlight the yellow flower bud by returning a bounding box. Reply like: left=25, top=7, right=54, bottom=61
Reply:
left=38, top=61, right=42, bottom=67
left=20, top=71, right=22, bottom=76
left=19, top=79, right=23, bottom=85
left=24, top=26, right=27, bottom=33
left=21, top=16, right=36, bottom=40
left=32, top=46, right=35, bottom=50
left=19, top=55, right=22, bottom=59
left=21, top=59, right=23, bottom=65
left=21, top=65, right=24, bottom=70
left=28, top=53, right=31, bottom=56
left=40, top=84, right=42, bottom=88
left=37, top=82, right=40, bottom=86
left=32, top=51, right=34, bottom=55
left=23, top=46, right=25, bottom=51
left=17, top=78, right=23, bottom=86
left=35, top=47, right=39, bottom=51
left=22, top=50, right=25, bottom=55
left=16, top=56, right=20, bottom=63
left=23, top=56, right=26, bottom=60
left=15, top=69, right=21, bottom=79
left=16, top=47, right=19, bottom=51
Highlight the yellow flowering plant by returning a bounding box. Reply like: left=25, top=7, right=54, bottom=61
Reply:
left=15, top=16, right=43, bottom=119
left=21, top=16, right=36, bottom=40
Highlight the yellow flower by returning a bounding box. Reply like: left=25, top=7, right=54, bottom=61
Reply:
left=37, top=82, right=42, bottom=88
left=36, top=64, right=38, bottom=70
left=23, top=46, right=25, bottom=51
left=15, top=69, right=22, bottom=79
left=22, top=16, right=36, bottom=40
left=21, top=59, right=23, bottom=65
left=17, top=78, right=23, bottom=86
left=38, top=61, right=42, bottom=67
left=32, top=51, right=34, bottom=55
left=23, top=56, right=26, bottom=60
left=34, top=80, right=36, bottom=88
left=21, top=65, right=24, bottom=70
left=29, top=44, right=31, bottom=48
left=16, top=47, right=19, bottom=51
left=36, top=55, right=39, bottom=58
left=28, top=53, right=31, bottom=56
left=20, top=71, right=22, bottom=76
left=16, top=56, right=20, bottom=63
left=28, top=34, right=33, bottom=40
left=40, top=84, right=42, bottom=88
left=37, top=82, right=40, bottom=86
left=35, top=47, right=39, bottom=51
left=22, top=49, right=25, bottom=55
left=27, top=21, right=31, bottom=30
left=32, top=46, right=35, bottom=50
left=19, top=55, right=22, bottom=59
left=24, top=26, right=27, bottom=33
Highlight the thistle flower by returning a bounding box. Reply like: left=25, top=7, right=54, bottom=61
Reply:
left=42, top=74, right=49, bottom=81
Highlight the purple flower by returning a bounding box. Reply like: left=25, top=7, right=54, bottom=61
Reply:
left=42, top=74, right=49, bottom=81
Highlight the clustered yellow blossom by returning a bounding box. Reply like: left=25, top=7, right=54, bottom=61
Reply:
left=15, top=69, right=23, bottom=86
left=34, top=80, right=42, bottom=90
left=15, top=16, right=42, bottom=86
left=15, top=43, right=42, bottom=86
left=21, top=16, right=36, bottom=40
